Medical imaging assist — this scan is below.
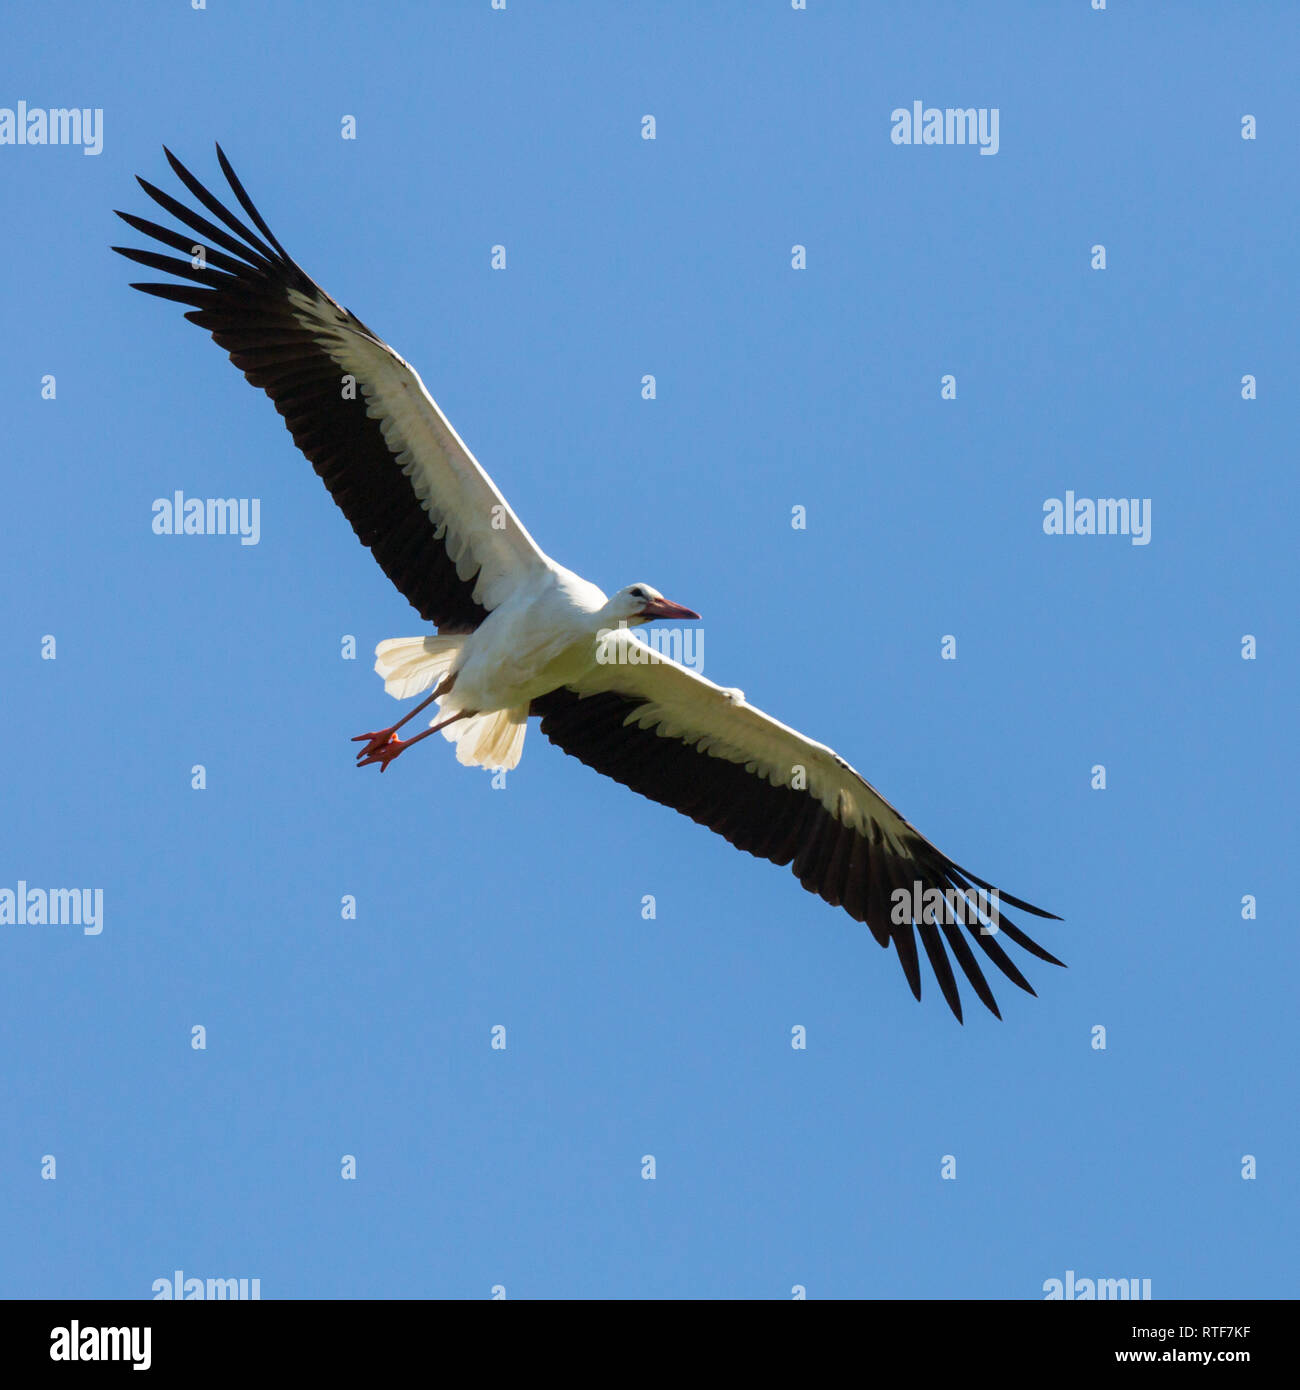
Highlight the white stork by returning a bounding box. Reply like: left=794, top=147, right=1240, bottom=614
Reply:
left=114, top=146, right=1064, bottom=1021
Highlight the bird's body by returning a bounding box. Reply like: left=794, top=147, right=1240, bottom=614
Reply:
left=115, top=145, right=1065, bottom=1020
left=371, top=569, right=692, bottom=770
left=447, top=567, right=612, bottom=722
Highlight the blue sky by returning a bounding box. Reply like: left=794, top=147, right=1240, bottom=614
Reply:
left=1, top=1, right=1295, bottom=1299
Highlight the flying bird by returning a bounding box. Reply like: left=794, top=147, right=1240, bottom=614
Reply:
left=114, top=146, right=1064, bottom=1021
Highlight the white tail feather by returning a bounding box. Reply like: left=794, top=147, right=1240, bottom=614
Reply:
left=374, top=636, right=463, bottom=700
left=374, top=636, right=527, bottom=770
left=441, top=706, right=529, bottom=770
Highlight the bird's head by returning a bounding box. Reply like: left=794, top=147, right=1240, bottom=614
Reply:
left=606, top=583, right=701, bottom=627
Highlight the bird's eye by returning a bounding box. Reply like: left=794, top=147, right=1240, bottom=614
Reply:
left=630, top=587, right=645, bottom=598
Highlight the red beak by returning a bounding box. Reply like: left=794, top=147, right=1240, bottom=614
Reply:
left=639, top=595, right=700, bottom=621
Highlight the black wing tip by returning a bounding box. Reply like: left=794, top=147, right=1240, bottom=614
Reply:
left=896, top=859, right=1062, bottom=1018
left=162, top=144, right=198, bottom=186
left=953, top=863, right=1062, bottom=921
left=161, top=139, right=229, bottom=170
left=161, top=146, right=190, bottom=183
left=986, top=890, right=1062, bottom=923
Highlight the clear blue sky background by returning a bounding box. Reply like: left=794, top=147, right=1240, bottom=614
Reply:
left=2, top=2, right=1294, bottom=1300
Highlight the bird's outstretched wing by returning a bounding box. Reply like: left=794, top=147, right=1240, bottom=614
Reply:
left=532, top=630, right=1063, bottom=1021
left=113, top=145, right=550, bottom=630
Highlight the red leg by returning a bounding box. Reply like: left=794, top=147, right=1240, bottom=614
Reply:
left=351, top=673, right=457, bottom=760
left=354, top=708, right=474, bottom=772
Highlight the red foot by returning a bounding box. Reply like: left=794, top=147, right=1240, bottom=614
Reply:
left=352, top=728, right=407, bottom=772
left=352, top=727, right=396, bottom=758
